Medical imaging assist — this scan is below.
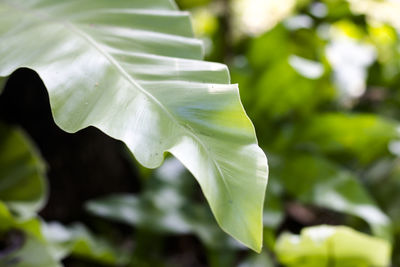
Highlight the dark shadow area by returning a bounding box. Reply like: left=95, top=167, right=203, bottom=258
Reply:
left=0, top=68, right=141, bottom=223
left=279, top=201, right=345, bottom=235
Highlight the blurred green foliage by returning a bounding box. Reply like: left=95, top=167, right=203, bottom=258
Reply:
left=2, top=0, right=400, bottom=266
left=179, top=0, right=400, bottom=265
left=0, top=123, right=46, bottom=219
left=276, top=225, right=391, bottom=267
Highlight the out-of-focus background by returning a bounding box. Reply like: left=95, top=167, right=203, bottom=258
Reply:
left=1, top=0, right=400, bottom=266
left=175, top=0, right=400, bottom=265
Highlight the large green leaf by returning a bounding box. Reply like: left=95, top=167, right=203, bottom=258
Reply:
left=0, top=0, right=268, bottom=251
left=0, top=123, right=47, bottom=219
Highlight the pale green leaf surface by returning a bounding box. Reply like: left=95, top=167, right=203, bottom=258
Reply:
left=276, top=225, right=391, bottom=267
left=0, top=0, right=268, bottom=251
left=0, top=123, right=47, bottom=219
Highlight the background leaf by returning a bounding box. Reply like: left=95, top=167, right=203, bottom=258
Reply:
left=0, top=202, right=60, bottom=267
left=43, top=222, right=130, bottom=265
left=0, top=122, right=47, bottom=219
left=276, top=225, right=391, bottom=267
left=274, top=154, right=392, bottom=240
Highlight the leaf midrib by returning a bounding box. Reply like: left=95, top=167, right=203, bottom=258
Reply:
left=69, top=24, right=250, bottom=237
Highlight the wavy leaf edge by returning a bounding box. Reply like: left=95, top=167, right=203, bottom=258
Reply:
left=0, top=0, right=269, bottom=252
